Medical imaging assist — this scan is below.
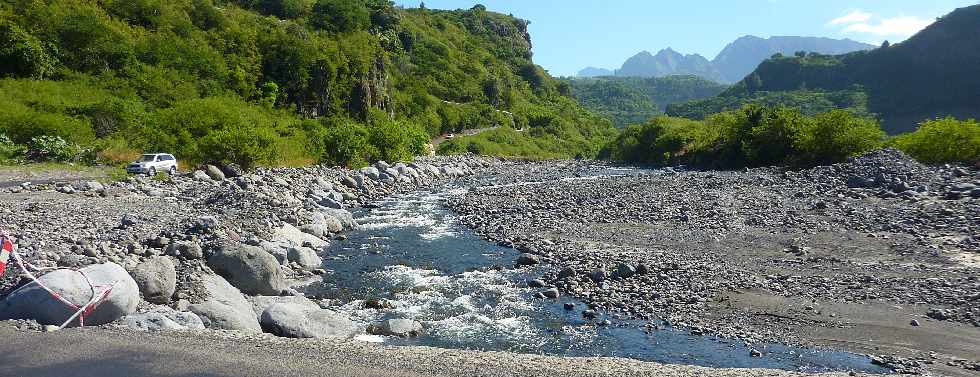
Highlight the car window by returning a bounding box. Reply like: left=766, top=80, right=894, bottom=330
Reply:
left=141, top=155, right=156, bottom=162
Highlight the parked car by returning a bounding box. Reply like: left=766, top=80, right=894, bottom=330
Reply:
left=127, top=153, right=178, bottom=176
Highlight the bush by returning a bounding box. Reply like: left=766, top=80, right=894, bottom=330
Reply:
left=893, top=117, right=980, bottom=163
left=318, top=119, right=373, bottom=167
left=25, top=136, right=83, bottom=163
left=197, top=126, right=277, bottom=169
left=795, top=110, right=884, bottom=165
left=0, top=134, right=25, bottom=162
left=602, top=105, right=885, bottom=168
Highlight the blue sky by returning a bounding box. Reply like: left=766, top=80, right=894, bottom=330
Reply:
left=393, top=0, right=977, bottom=76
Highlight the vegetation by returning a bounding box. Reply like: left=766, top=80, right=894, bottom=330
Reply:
left=600, top=105, right=885, bottom=168
left=0, top=1, right=613, bottom=168
left=565, top=75, right=728, bottom=128
left=893, top=117, right=980, bottom=163
left=665, top=87, right=871, bottom=121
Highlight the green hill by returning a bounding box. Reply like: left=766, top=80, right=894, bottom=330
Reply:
left=671, top=5, right=980, bottom=134
left=565, top=75, right=728, bottom=128
left=0, top=1, right=614, bottom=167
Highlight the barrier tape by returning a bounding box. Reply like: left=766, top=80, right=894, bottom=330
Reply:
left=1, top=232, right=117, bottom=329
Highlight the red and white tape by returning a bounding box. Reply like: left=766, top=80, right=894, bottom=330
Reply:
left=1, top=233, right=117, bottom=329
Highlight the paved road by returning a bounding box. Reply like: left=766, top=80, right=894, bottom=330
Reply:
left=0, top=324, right=870, bottom=377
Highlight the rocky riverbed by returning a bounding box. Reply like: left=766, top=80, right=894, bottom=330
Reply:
left=447, top=149, right=980, bottom=376
left=0, top=150, right=977, bottom=376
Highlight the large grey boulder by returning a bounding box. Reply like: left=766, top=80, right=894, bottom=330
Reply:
left=130, top=256, right=177, bottom=304
left=204, top=165, right=226, bottom=181
left=248, top=295, right=320, bottom=322
left=192, top=170, right=212, bottom=181
left=0, top=263, right=139, bottom=326
left=274, top=223, right=328, bottom=248
left=287, top=247, right=322, bottom=269
left=367, top=319, right=424, bottom=338
left=321, top=208, right=356, bottom=230
left=188, top=274, right=261, bottom=333
left=299, top=224, right=329, bottom=238
left=124, top=308, right=204, bottom=332
left=359, top=167, right=380, bottom=180
left=259, top=303, right=358, bottom=339
left=207, top=242, right=286, bottom=296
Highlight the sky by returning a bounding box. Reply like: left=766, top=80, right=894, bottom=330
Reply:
left=392, top=0, right=978, bottom=76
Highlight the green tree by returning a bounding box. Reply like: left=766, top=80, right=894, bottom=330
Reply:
left=311, top=0, right=370, bottom=33
left=0, top=21, right=56, bottom=79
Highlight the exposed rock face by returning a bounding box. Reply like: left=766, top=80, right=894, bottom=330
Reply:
left=0, top=262, right=139, bottom=326
left=188, top=274, right=261, bottom=333
left=207, top=242, right=286, bottom=296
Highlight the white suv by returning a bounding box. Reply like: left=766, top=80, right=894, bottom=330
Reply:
left=127, top=153, right=178, bottom=176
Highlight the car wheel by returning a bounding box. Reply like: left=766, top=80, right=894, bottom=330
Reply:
left=169, top=166, right=177, bottom=176
left=148, top=167, right=156, bottom=176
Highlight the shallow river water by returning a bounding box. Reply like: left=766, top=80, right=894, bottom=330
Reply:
left=307, top=172, right=890, bottom=374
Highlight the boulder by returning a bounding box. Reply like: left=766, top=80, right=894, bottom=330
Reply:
left=515, top=253, right=540, bottom=267
left=124, top=309, right=204, bottom=332
left=260, top=303, right=358, bottom=339
left=192, top=170, right=212, bottom=181
left=167, top=240, right=204, bottom=260
left=207, top=242, right=286, bottom=296
left=188, top=274, right=261, bottom=333
left=287, top=247, right=322, bottom=269
left=274, top=223, right=328, bottom=248
left=299, top=224, right=329, bottom=238
left=0, top=263, right=139, bottom=326
left=83, top=181, right=105, bottom=192
left=321, top=208, right=356, bottom=230
left=615, top=263, right=636, bottom=279
left=360, top=167, right=381, bottom=180
left=249, top=295, right=321, bottom=322
left=367, top=319, right=424, bottom=338
left=318, top=196, right=343, bottom=209
left=220, top=164, right=243, bottom=178
left=130, top=256, right=177, bottom=304
left=205, top=165, right=226, bottom=181
left=541, top=288, right=560, bottom=299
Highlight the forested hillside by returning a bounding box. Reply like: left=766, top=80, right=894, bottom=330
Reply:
left=565, top=76, right=728, bottom=128
left=0, top=0, right=614, bottom=167
left=679, top=5, right=980, bottom=134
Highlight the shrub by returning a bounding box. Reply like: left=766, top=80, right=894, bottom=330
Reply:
left=893, top=117, right=980, bottom=163
left=197, top=126, right=277, bottom=169
left=25, top=135, right=83, bottom=162
left=0, top=134, right=25, bottom=162
left=795, top=110, right=884, bottom=165
left=319, top=119, right=373, bottom=167
left=602, top=105, right=885, bottom=168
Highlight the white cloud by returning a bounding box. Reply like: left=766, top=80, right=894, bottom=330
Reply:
left=842, top=16, right=934, bottom=37
left=828, top=11, right=934, bottom=39
left=830, top=10, right=872, bottom=25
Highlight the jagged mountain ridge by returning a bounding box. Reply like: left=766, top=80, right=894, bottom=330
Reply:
left=579, top=36, right=875, bottom=83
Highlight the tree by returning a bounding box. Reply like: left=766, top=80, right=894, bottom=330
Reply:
left=311, top=0, right=370, bottom=33
left=881, top=40, right=891, bottom=48
left=0, top=21, right=55, bottom=79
